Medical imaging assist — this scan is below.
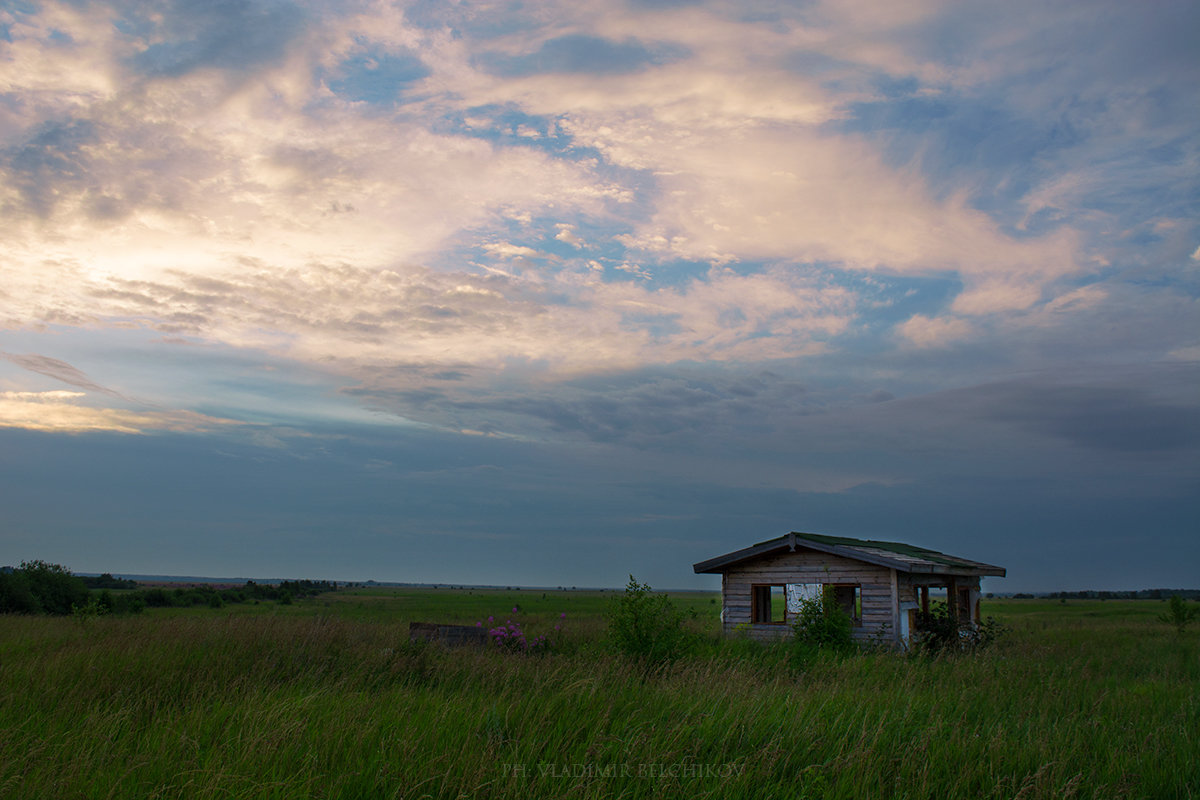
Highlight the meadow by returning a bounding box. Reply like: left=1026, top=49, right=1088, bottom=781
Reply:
left=0, top=588, right=1195, bottom=799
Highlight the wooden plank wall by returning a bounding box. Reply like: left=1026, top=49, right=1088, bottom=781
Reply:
left=721, top=550, right=895, bottom=642
left=895, top=573, right=921, bottom=606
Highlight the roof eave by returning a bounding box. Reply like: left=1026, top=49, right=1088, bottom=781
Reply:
left=693, top=533, right=909, bottom=574
left=694, top=534, right=1007, bottom=577
left=693, top=538, right=793, bottom=573
left=908, top=562, right=1007, bottom=578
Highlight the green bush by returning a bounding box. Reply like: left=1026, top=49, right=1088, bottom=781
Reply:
left=96, top=590, right=116, bottom=614
left=70, top=596, right=109, bottom=623
left=142, top=588, right=170, bottom=607
left=0, top=570, right=40, bottom=614
left=789, top=591, right=855, bottom=665
left=0, top=561, right=89, bottom=615
left=1158, top=594, right=1198, bottom=634
left=605, top=575, right=696, bottom=663
left=113, top=592, right=145, bottom=614
left=911, top=601, right=1006, bottom=656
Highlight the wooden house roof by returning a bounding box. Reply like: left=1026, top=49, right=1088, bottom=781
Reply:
left=693, top=531, right=1006, bottom=577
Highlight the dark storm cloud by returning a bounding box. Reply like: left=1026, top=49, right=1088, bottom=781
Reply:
left=942, top=366, right=1200, bottom=454
left=348, top=361, right=1200, bottom=507
left=351, top=369, right=811, bottom=447
left=980, top=384, right=1200, bottom=453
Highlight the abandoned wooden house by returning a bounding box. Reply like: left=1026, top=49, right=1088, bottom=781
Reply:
left=693, top=531, right=1005, bottom=646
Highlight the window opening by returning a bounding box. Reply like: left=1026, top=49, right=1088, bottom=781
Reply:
left=751, top=584, right=787, bottom=623
left=753, top=583, right=861, bottom=626
left=830, top=584, right=862, bottom=626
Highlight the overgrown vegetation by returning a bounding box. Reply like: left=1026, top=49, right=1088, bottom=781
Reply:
left=80, top=572, right=139, bottom=591
left=0, top=560, right=88, bottom=615
left=0, top=593, right=1194, bottom=799
left=479, top=606, right=564, bottom=653
left=788, top=590, right=855, bottom=664
left=605, top=575, right=697, bottom=663
left=1044, top=588, right=1200, bottom=600
left=133, top=579, right=336, bottom=610
left=911, top=600, right=1008, bottom=656
left=1158, top=594, right=1199, bottom=634
left=0, top=563, right=338, bottom=616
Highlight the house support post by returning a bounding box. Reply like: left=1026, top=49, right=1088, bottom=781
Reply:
left=946, top=577, right=959, bottom=625
left=889, top=568, right=899, bottom=643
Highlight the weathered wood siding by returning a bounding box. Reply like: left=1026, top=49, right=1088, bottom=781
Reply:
left=895, top=573, right=921, bottom=607
left=720, top=550, right=896, bottom=642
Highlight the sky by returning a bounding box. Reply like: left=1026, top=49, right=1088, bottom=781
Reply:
left=0, top=0, right=1197, bottom=593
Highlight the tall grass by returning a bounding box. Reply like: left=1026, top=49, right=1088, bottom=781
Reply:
left=0, top=595, right=1194, bottom=798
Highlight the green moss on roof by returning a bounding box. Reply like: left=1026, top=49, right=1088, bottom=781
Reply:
left=756, top=531, right=980, bottom=568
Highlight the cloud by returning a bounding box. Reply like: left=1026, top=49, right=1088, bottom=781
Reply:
left=979, top=382, right=1200, bottom=454
left=897, top=314, right=973, bottom=348
left=0, top=0, right=1194, bottom=459
left=0, top=351, right=127, bottom=398
left=0, top=390, right=240, bottom=434
left=447, top=5, right=1084, bottom=313
left=360, top=368, right=814, bottom=446
left=0, top=0, right=1196, bottom=598
left=41, top=258, right=853, bottom=380
left=477, top=34, right=689, bottom=77
left=864, top=363, right=1200, bottom=458
left=0, top=3, right=629, bottom=284
left=125, top=0, right=307, bottom=79
left=482, top=242, right=546, bottom=260
left=555, top=224, right=585, bottom=248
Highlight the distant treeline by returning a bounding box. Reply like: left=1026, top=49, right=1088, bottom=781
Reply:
left=0, top=562, right=338, bottom=616
left=82, top=573, right=139, bottom=591
left=1009, top=589, right=1200, bottom=600
left=129, top=579, right=337, bottom=613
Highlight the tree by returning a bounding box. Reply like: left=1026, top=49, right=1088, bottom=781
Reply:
left=14, top=561, right=89, bottom=615
left=606, top=575, right=695, bottom=663
left=0, top=569, right=40, bottom=614
left=0, top=562, right=89, bottom=615
left=1159, top=595, right=1198, bottom=634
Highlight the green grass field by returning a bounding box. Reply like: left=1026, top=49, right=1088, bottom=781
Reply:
left=0, top=591, right=1196, bottom=799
